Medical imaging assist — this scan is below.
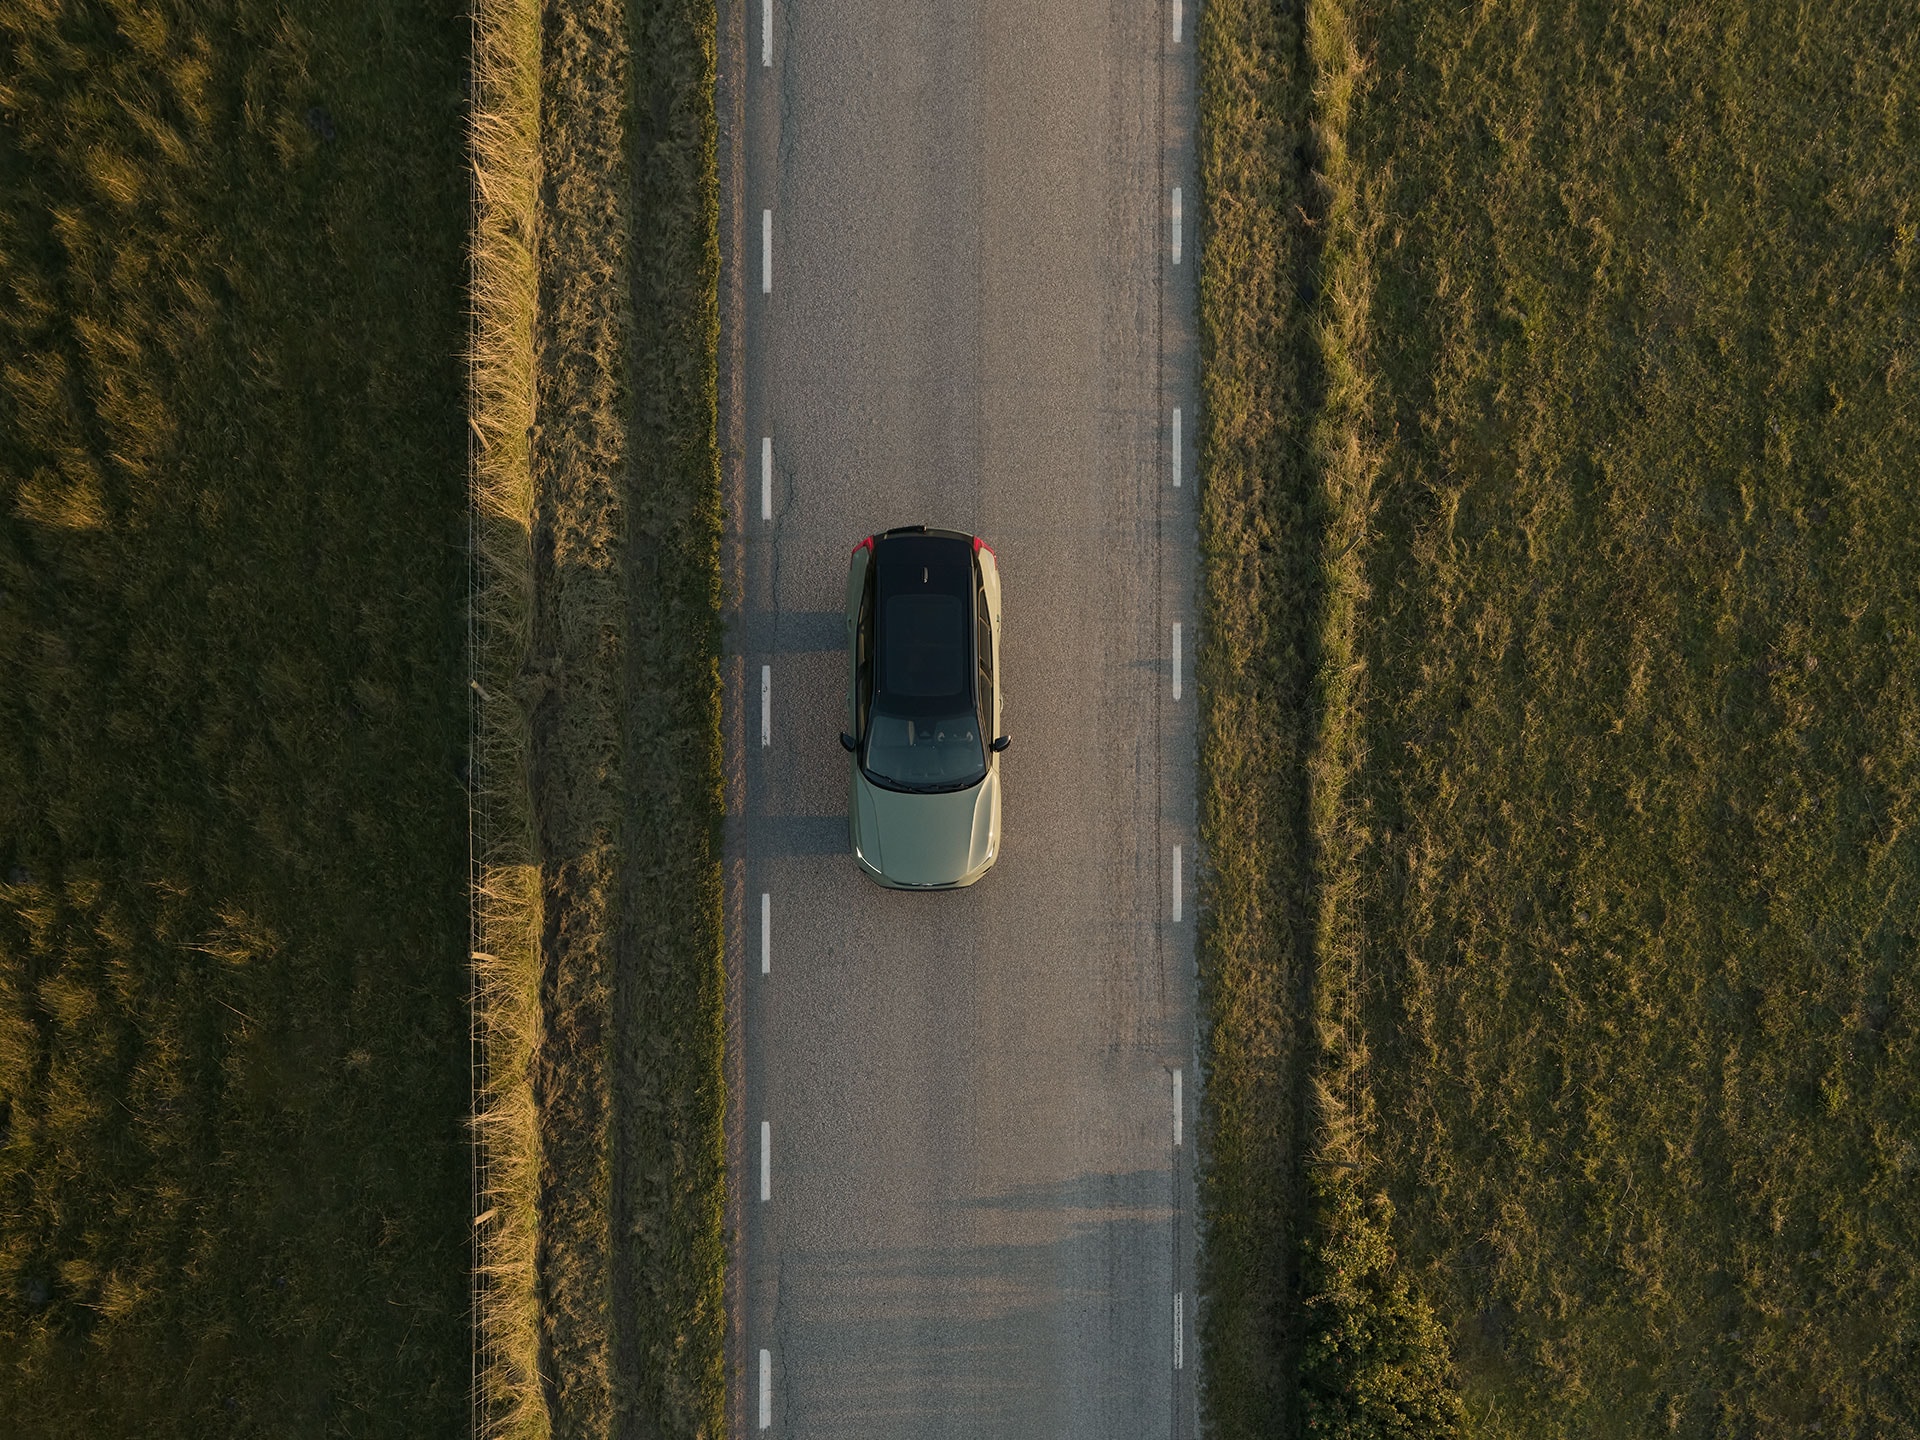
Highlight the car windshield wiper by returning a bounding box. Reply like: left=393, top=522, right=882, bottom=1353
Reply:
left=862, top=768, right=979, bottom=795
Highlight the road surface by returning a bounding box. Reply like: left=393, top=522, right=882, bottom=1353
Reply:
left=720, top=0, right=1198, bottom=1433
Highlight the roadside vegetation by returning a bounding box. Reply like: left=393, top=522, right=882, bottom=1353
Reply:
left=517, top=0, right=725, bottom=1433
left=0, top=4, right=471, bottom=1434
left=1200, top=0, right=1920, bottom=1436
left=469, top=0, right=546, bottom=1433
left=1198, top=0, right=1460, bottom=1432
left=1193, top=0, right=1320, bottom=1427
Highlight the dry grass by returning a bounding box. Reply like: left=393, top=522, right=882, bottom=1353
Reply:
left=469, top=0, right=546, bottom=1433
left=473, top=870, right=547, bottom=1440
left=524, top=0, right=636, bottom=1424
left=1292, top=1, right=1463, bottom=1433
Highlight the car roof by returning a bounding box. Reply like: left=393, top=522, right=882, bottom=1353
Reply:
left=872, top=528, right=974, bottom=599
left=870, top=530, right=977, bottom=711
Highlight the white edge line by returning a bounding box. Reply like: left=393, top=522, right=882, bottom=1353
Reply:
left=1173, top=845, right=1183, bottom=923
left=760, top=891, right=771, bottom=975
left=759, top=1120, right=770, bottom=1202
left=1174, top=1067, right=1183, bottom=1149
left=1172, top=406, right=1182, bottom=489
left=761, top=209, right=772, bottom=294
left=760, top=436, right=773, bottom=521
left=760, top=664, right=771, bottom=746
left=758, top=1347, right=772, bottom=1428
left=1172, top=623, right=1183, bottom=701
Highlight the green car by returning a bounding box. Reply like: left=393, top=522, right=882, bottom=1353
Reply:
left=839, top=526, right=1008, bottom=889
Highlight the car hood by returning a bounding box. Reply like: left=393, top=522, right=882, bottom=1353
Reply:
left=852, top=766, right=998, bottom=886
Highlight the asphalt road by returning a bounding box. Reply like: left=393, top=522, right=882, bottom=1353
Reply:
left=720, top=1, right=1197, bottom=1433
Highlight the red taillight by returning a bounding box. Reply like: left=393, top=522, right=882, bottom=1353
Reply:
left=852, top=535, right=873, bottom=557
left=972, top=536, right=996, bottom=559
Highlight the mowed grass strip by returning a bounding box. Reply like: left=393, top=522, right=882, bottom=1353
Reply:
left=525, top=0, right=633, bottom=1424
left=1193, top=0, right=1321, bottom=1431
left=1338, top=0, right=1920, bottom=1433
left=0, top=4, right=470, bottom=1435
left=611, top=0, right=726, bottom=1432
left=524, top=0, right=724, bottom=1431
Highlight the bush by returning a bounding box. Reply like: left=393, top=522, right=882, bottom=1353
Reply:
left=1300, top=1171, right=1462, bottom=1440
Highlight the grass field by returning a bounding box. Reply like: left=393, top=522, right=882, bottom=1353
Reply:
left=0, top=3, right=471, bottom=1434
left=1333, top=0, right=1919, bottom=1434
left=1199, top=0, right=1919, bottom=1436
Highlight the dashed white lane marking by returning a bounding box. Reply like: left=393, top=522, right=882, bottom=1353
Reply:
left=761, top=0, right=772, bottom=66
left=1173, top=845, right=1183, bottom=923
left=760, top=891, right=771, bottom=975
left=1172, top=406, right=1182, bottom=489
left=761, top=436, right=773, bottom=521
left=1172, top=623, right=1183, bottom=700
left=761, top=209, right=772, bottom=294
left=759, top=1348, right=772, bottom=1428
left=760, top=664, right=771, bottom=746
left=1173, top=0, right=1184, bottom=43
left=760, top=1120, right=771, bottom=1201
left=1171, top=186, right=1183, bottom=265
left=1173, top=1067, right=1183, bottom=1149
left=1174, top=1292, right=1184, bottom=1370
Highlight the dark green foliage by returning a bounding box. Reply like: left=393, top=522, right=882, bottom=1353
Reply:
left=1300, top=1172, right=1461, bottom=1440
left=0, top=0, right=469, bottom=1434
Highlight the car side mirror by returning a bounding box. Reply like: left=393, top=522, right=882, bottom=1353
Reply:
left=990, top=735, right=1011, bottom=753
left=839, top=732, right=857, bottom=753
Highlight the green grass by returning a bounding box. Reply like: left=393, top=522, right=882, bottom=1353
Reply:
left=1200, top=0, right=1919, bottom=1435
left=0, top=3, right=471, bottom=1434
left=1340, top=1, right=1920, bottom=1432
left=522, top=0, right=724, bottom=1432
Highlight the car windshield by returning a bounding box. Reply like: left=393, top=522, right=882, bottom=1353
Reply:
left=863, top=708, right=985, bottom=789
left=862, top=536, right=986, bottom=792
